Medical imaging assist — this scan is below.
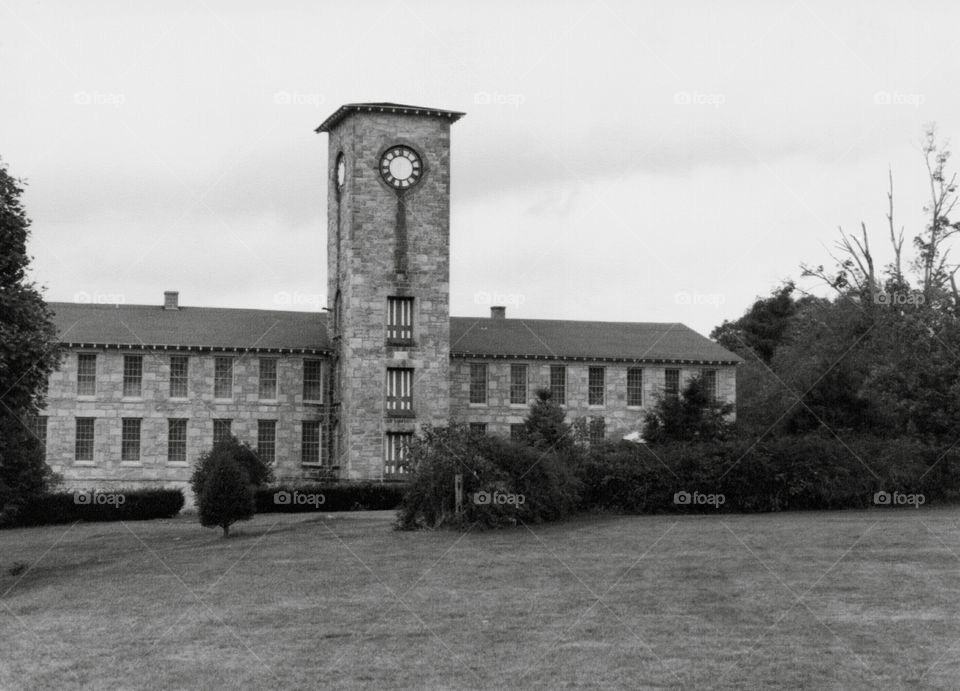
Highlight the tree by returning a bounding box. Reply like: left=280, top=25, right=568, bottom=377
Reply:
left=711, top=282, right=806, bottom=364
left=642, top=374, right=734, bottom=443
left=0, top=159, right=61, bottom=522
left=190, top=436, right=273, bottom=504
left=198, top=452, right=254, bottom=537
left=522, top=388, right=573, bottom=452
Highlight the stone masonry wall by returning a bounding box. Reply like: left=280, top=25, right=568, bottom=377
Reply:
left=449, top=358, right=737, bottom=439
left=43, top=349, right=329, bottom=505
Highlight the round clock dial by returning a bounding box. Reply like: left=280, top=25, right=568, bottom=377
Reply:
left=336, top=154, right=345, bottom=189
left=380, top=146, right=422, bottom=190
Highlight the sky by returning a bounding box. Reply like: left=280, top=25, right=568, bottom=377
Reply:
left=2, top=0, right=959, bottom=336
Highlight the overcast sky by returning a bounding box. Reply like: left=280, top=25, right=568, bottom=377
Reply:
left=3, top=0, right=958, bottom=336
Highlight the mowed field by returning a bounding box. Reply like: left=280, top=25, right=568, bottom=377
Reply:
left=2, top=507, right=959, bottom=690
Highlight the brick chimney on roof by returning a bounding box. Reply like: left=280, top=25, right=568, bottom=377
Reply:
left=163, top=291, right=180, bottom=310
left=490, top=306, right=506, bottom=319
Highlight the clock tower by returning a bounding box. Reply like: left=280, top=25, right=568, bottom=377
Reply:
left=316, top=103, right=465, bottom=479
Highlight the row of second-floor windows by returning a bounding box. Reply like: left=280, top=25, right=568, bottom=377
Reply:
left=72, top=353, right=324, bottom=401
left=64, top=416, right=325, bottom=465
left=468, top=364, right=719, bottom=407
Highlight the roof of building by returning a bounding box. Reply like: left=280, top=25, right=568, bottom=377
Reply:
left=315, top=102, right=466, bottom=133
left=48, top=303, right=741, bottom=364
left=449, top=317, right=741, bottom=364
left=48, top=302, right=331, bottom=354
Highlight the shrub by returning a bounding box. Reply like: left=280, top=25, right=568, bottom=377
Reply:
left=0, top=488, right=184, bottom=528
left=190, top=436, right=273, bottom=505
left=397, top=425, right=581, bottom=530
left=642, top=374, right=734, bottom=443
left=198, top=453, right=254, bottom=537
left=576, top=434, right=960, bottom=514
left=254, top=482, right=405, bottom=513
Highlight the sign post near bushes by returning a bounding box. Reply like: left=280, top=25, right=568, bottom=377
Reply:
left=455, top=474, right=463, bottom=515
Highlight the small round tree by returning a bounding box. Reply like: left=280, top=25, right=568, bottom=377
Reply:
left=198, top=452, right=253, bottom=537
left=523, top=388, right=573, bottom=452
left=190, top=436, right=273, bottom=506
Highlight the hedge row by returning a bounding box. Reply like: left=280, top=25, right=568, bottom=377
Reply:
left=254, top=482, right=406, bottom=513
left=2, top=488, right=185, bottom=528
left=577, top=435, right=960, bottom=513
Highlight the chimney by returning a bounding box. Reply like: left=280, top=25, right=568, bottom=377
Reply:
left=490, top=306, right=506, bottom=319
left=163, top=291, right=180, bottom=310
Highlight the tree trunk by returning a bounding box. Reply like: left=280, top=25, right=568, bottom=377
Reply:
left=222, top=523, right=230, bottom=538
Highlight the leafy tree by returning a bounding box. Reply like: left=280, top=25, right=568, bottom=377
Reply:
left=198, top=452, right=254, bottom=537
left=711, top=282, right=806, bottom=364
left=0, top=159, right=60, bottom=522
left=642, top=374, right=734, bottom=443
left=190, top=436, right=273, bottom=503
left=522, top=388, right=573, bottom=452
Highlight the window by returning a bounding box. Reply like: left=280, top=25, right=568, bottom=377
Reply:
left=665, top=368, right=680, bottom=400
left=386, top=368, right=414, bottom=414
left=384, top=432, right=412, bottom=476
left=259, top=359, right=277, bottom=399
left=214, top=357, right=233, bottom=399
left=121, top=418, right=141, bottom=462
left=469, top=422, right=487, bottom=435
left=167, top=419, right=187, bottom=463
left=213, top=419, right=232, bottom=446
left=627, top=368, right=644, bottom=407
left=75, top=418, right=95, bottom=461
left=303, top=359, right=323, bottom=401
left=257, top=420, right=276, bottom=464
left=123, top=355, right=143, bottom=397
left=302, top=421, right=322, bottom=465
left=701, top=369, right=718, bottom=403
left=510, top=423, right=526, bottom=441
left=77, top=353, right=96, bottom=396
left=588, top=367, right=605, bottom=406
left=169, top=355, right=189, bottom=398
left=589, top=417, right=606, bottom=443
left=550, top=365, right=566, bottom=405
left=28, top=415, right=48, bottom=461
left=510, top=364, right=527, bottom=405
left=387, top=296, right=414, bottom=342
left=469, top=363, right=487, bottom=404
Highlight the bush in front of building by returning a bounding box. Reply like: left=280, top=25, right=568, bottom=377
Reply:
left=576, top=434, right=960, bottom=514
left=197, top=451, right=255, bottom=537
left=190, top=436, right=274, bottom=506
left=254, top=482, right=405, bottom=513
left=0, top=488, right=185, bottom=528
left=396, top=425, right=581, bottom=530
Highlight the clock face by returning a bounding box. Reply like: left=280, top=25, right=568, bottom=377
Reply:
left=380, top=146, right=422, bottom=190
left=336, top=154, right=345, bottom=189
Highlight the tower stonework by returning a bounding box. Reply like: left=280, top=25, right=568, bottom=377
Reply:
left=317, top=103, right=465, bottom=479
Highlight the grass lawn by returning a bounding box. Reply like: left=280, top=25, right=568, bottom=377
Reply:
left=2, top=507, right=960, bottom=690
